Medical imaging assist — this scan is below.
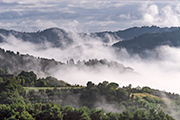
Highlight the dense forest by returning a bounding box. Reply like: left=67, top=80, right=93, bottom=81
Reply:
left=0, top=68, right=179, bottom=119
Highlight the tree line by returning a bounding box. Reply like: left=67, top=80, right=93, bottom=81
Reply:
left=0, top=102, right=175, bottom=120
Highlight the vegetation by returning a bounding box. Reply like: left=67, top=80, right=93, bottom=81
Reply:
left=0, top=47, right=132, bottom=79
left=0, top=103, right=175, bottom=120
left=0, top=47, right=61, bottom=75
left=16, top=71, right=71, bottom=87
left=0, top=68, right=179, bottom=119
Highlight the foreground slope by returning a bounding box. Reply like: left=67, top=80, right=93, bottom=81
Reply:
left=0, top=72, right=178, bottom=119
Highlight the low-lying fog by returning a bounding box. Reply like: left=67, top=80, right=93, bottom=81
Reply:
left=0, top=32, right=180, bottom=94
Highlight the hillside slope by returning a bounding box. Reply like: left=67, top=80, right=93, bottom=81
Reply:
left=113, top=30, right=180, bottom=54
left=0, top=48, right=132, bottom=76
left=0, top=28, right=74, bottom=48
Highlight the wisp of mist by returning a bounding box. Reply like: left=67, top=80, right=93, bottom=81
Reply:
left=0, top=31, right=180, bottom=94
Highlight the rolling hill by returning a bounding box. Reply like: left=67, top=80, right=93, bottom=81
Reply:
left=113, top=30, right=180, bottom=55
left=1, top=26, right=180, bottom=49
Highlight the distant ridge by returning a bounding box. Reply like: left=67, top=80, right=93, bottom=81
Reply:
left=0, top=27, right=74, bottom=48
left=91, top=26, right=180, bottom=41
left=113, top=29, right=180, bottom=54
left=1, top=26, right=180, bottom=56
left=1, top=26, right=180, bottom=48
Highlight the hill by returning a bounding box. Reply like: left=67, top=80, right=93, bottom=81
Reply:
left=0, top=72, right=179, bottom=119
left=0, top=48, right=61, bottom=75
left=113, top=30, right=180, bottom=55
left=92, top=26, right=180, bottom=42
left=0, top=28, right=74, bottom=48
left=0, top=48, right=132, bottom=76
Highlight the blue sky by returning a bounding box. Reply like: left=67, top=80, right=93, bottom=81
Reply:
left=1, top=0, right=180, bottom=32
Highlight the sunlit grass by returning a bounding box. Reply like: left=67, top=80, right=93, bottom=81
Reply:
left=24, top=86, right=84, bottom=92
left=131, top=93, right=162, bottom=100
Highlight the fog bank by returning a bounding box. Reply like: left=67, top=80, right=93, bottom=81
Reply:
left=0, top=33, right=180, bottom=94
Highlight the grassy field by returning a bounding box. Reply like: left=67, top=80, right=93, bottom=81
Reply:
left=24, top=86, right=84, bottom=92
left=131, top=93, right=162, bottom=100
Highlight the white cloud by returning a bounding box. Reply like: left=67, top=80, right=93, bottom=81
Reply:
left=1, top=0, right=180, bottom=32
left=135, top=3, right=180, bottom=27
left=118, top=46, right=180, bottom=94
left=119, top=14, right=131, bottom=20
left=85, top=21, right=116, bottom=27
left=0, top=19, right=59, bottom=32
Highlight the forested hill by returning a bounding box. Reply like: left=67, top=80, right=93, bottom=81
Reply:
left=0, top=70, right=179, bottom=119
left=0, top=48, right=133, bottom=76
left=91, top=26, right=180, bottom=42
left=0, top=48, right=60, bottom=75
left=0, top=28, right=74, bottom=48
left=113, top=30, right=180, bottom=54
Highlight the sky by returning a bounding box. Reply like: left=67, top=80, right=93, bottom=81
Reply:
left=1, top=0, right=180, bottom=32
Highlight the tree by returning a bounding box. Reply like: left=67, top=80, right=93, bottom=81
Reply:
left=63, top=106, right=75, bottom=120
left=90, top=109, right=107, bottom=120
left=35, top=80, right=48, bottom=87
left=80, top=112, right=91, bottom=120
left=119, top=110, right=133, bottom=120
left=106, top=112, right=119, bottom=120
left=127, top=84, right=132, bottom=99
left=17, top=111, right=34, bottom=120
left=142, top=87, right=151, bottom=93
left=116, top=88, right=128, bottom=101
left=158, top=110, right=168, bottom=120
left=0, top=78, right=26, bottom=104
left=0, top=104, right=12, bottom=119
left=107, top=82, right=119, bottom=91
left=149, top=109, right=157, bottom=119
left=38, top=104, right=63, bottom=120
left=0, top=68, right=8, bottom=74
left=17, top=71, right=37, bottom=86
left=87, top=81, right=95, bottom=89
